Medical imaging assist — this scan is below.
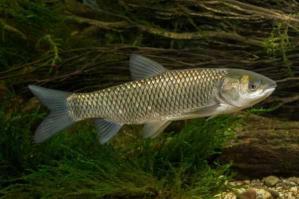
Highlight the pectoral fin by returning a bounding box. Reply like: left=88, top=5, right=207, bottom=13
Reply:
left=166, top=104, right=220, bottom=121
left=95, top=119, right=123, bottom=144
left=182, top=104, right=219, bottom=118
left=129, top=54, right=167, bottom=80
left=206, top=115, right=217, bottom=121
left=142, top=120, right=171, bottom=138
left=206, top=103, right=237, bottom=120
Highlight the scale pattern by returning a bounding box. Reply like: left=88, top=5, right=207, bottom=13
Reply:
left=67, top=68, right=227, bottom=124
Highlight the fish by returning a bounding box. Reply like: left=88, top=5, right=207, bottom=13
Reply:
left=28, top=54, right=277, bottom=144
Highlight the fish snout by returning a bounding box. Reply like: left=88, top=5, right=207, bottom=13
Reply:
left=264, top=80, right=276, bottom=97
left=269, top=80, right=277, bottom=89
left=264, top=76, right=277, bottom=92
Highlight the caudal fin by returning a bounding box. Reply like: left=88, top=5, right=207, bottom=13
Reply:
left=28, top=85, right=74, bottom=143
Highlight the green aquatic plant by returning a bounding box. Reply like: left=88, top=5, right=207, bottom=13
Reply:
left=0, top=101, right=238, bottom=198
left=0, top=1, right=54, bottom=67
left=262, top=22, right=294, bottom=76
left=36, top=34, right=62, bottom=69
left=0, top=0, right=75, bottom=69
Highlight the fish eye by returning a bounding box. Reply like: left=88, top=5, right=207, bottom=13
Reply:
left=248, top=80, right=260, bottom=91
left=249, top=83, right=257, bottom=90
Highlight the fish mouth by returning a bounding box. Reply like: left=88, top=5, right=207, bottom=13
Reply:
left=263, top=79, right=276, bottom=94
left=246, top=86, right=276, bottom=108
left=264, top=86, right=276, bottom=97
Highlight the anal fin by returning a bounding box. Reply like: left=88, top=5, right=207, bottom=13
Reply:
left=142, top=120, right=171, bottom=138
left=95, top=119, right=123, bottom=144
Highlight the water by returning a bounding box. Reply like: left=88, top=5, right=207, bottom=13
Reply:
left=0, top=0, right=298, bottom=198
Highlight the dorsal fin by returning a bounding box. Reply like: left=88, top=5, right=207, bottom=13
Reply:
left=129, top=54, right=167, bottom=80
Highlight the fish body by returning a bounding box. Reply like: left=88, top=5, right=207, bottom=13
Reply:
left=67, top=68, right=227, bottom=124
left=29, top=55, right=276, bottom=144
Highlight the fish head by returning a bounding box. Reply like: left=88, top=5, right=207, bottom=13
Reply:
left=220, top=69, right=276, bottom=109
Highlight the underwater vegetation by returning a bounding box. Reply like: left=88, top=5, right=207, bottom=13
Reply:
left=0, top=0, right=299, bottom=198
left=0, top=101, right=238, bottom=198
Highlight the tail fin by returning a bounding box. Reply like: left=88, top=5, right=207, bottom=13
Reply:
left=28, top=85, right=74, bottom=143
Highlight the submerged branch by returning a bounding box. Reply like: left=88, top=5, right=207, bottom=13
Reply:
left=66, top=16, right=129, bottom=30
left=276, top=76, right=299, bottom=83
left=222, top=0, right=299, bottom=24
left=0, top=20, right=27, bottom=40
left=138, top=25, right=264, bottom=46
left=192, top=0, right=299, bottom=25
left=67, top=15, right=264, bottom=46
